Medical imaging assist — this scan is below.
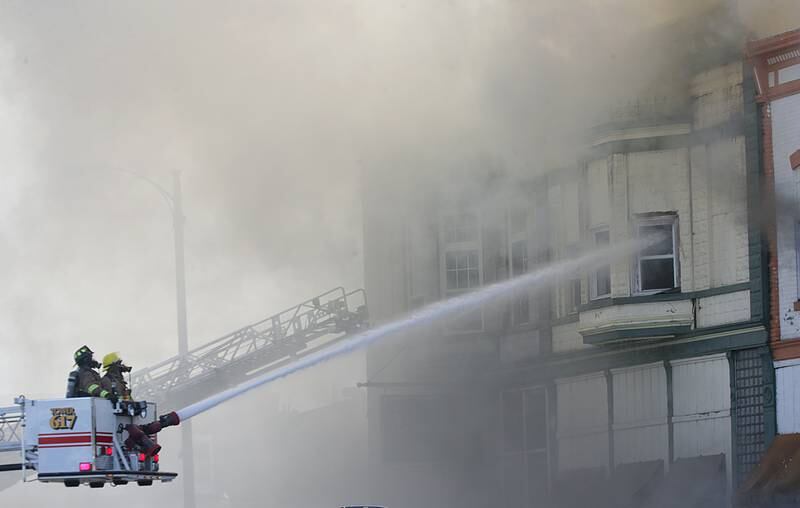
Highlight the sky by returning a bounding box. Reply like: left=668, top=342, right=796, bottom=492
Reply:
left=0, top=0, right=799, bottom=506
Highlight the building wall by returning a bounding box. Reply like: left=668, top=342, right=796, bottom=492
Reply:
left=361, top=26, right=775, bottom=507
left=547, top=60, right=752, bottom=355
left=772, top=93, right=800, bottom=339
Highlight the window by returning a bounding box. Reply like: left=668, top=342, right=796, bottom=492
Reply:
left=441, top=212, right=482, bottom=331
left=552, top=244, right=582, bottom=319
left=635, top=216, right=679, bottom=293
left=445, top=251, right=480, bottom=291
left=590, top=228, right=611, bottom=299
left=509, top=208, right=530, bottom=326
left=568, top=278, right=581, bottom=314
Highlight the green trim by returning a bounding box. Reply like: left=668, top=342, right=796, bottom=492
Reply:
left=728, top=351, right=738, bottom=484
left=665, top=360, right=674, bottom=464
left=579, top=282, right=751, bottom=312
left=742, top=64, right=768, bottom=324
left=606, top=370, right=614, bottom=472
left=582, top=325, right=692, bottom=345
left=761, top=346, right=777, bottom=448
left=501, top=325, right=767, bottom=388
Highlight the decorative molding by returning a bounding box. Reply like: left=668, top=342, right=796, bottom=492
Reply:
left=767, top=49, right=800, bottom=66
left=771, top=338, right=800, bottom=361
left=747, top=29, right=800, bottom=102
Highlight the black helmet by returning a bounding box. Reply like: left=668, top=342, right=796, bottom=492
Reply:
left=73, top=345, right=94, bottom=365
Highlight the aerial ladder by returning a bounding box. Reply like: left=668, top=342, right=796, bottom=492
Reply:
left=130, top=286, right=368, bottom=411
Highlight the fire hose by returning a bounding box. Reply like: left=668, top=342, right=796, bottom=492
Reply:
left=124, top=411, right=180, bottom=457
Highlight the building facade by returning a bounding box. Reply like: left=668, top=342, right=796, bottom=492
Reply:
left=362, top=11, right=776, bottom=508
left=748, top=28, right=800, bottom=436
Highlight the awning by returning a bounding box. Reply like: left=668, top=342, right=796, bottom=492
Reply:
left=737, top=434, right=800, bottom=507
left=641, top=454, right=727, bottom=508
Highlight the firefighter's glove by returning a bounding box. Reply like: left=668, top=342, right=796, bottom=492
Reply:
left=108, top=394, right=119, bottom=406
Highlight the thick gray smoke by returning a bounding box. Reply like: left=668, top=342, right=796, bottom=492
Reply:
left=0, top=1, right=798, bottom=507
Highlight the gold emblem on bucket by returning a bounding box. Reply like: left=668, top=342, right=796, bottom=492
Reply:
left=49, top=407, right=77, bottom=430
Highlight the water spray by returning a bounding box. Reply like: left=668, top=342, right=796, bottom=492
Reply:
left=167, top=237, right=645, bottom=423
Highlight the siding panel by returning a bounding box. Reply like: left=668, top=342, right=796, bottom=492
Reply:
left=612, top=363, right=669, bottom=465
left=556, top=373, right=609, bottom=471
left=671, top=354, right=732, bottom=487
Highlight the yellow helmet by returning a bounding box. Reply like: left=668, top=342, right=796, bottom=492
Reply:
left=102, top=352, right=122, bottom=370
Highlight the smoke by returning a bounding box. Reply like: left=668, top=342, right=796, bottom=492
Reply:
left=0, top=0, right=795, bottom=507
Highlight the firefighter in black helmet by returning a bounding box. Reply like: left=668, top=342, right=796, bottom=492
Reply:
left=66, top=345, right=118, bottom=404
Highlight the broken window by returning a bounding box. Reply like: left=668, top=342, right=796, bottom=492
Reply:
left=590, top=228, right=611, bottom=299
left=635, top=216, right=679, bottom=293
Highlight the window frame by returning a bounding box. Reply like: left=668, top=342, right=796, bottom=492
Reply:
left=567, top=277, right=582, bottom=315
left=589, top=226, right=612, bottom=300
left=508, top=208, right=531, bottom=327
left=552, top=245, right=582, bottom=319
left=634, top=215, right=680, bottom=295
left=439, top=211, right=484, bottom=332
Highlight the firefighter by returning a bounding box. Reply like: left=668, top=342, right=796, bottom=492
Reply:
left=66, top=345, right=117, bottom=403
left=101, top=352, right=132, bottom=400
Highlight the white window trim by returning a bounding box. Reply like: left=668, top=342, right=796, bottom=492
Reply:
left=633, top=215, right=680, bottom=295
left=567, top=277, right=581, bottom=315
left=440, top=211, right=484, bottom=333
left=554, top=245, right=582, bottom=318
left=590, top=226, right=611, bottom=300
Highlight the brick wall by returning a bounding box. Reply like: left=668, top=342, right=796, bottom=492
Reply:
left=771, top=94, right=800, bottom=341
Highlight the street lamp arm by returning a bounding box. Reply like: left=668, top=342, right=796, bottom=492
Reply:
left=115, top=168, right=175, bottom=212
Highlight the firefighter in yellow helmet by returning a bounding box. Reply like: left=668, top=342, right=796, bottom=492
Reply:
left=101, top=352, right=132, bottom=401
left=67, top=345, right=117, bottom=404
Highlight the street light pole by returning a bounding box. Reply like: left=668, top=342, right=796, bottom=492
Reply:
left=118, top=169, right=196, bottom=508
left=171, top=171, right=196, bottom=508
